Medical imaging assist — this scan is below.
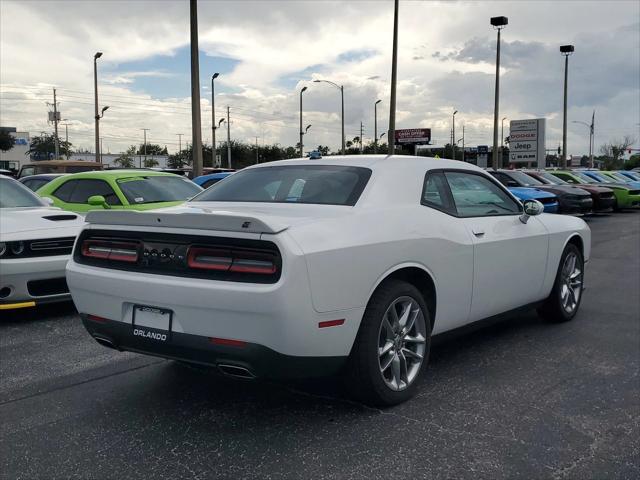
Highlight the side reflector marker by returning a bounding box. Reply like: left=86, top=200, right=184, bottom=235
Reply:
left=209, top=337, right=247, bottom=347
left=318, top=319, right=345, bottom=328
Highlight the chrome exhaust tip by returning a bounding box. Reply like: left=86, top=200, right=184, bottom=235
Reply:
left=218, top=364, right=255, bottom=379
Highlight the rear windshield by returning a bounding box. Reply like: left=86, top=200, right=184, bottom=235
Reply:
left=191, top=165, right=372, bottom=206
left=0, top=178, right=45, bottom=208
left=116, top=175, right=202, bottom=204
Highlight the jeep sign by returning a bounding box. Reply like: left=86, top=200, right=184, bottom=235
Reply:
left=509, top=119, right=546, bottom=167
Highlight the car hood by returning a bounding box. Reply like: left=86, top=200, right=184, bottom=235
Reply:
left=0, top=207, right=85, bottom=241
left=84, top=202, right=354, bottom=235
left=508, top=187, right=556, bottom=199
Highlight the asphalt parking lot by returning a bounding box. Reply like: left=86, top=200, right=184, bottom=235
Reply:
left=1, top=211, right=639, bottom=480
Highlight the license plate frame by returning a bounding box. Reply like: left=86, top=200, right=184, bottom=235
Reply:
left=132, top=305, right=173, bottom=342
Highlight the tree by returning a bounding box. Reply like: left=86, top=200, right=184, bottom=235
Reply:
left=143, top=157, right=159, bottom=168
left=113, top=145, right=137, bottom=168
left=136, top=143, right=168, bottom=155
left=26, top=133, right=72, bottom=160
left=0, top=130, right=15, bottom=152
left=316, top=145, right=330, bottom=156
left=599, top=136, right=636, bottom=170
left=625, top=154, right=640, bottom=171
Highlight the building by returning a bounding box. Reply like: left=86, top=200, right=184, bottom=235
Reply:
left=0, top=127, right=30, bottom=172
left=69, top=153, right=169, bottom=169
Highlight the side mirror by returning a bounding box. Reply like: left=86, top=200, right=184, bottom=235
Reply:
left=88, top=195, right=110, bottom=209
left=42, top=196, right=54, bottom=206
left=519, top=199, right=544, bottom=224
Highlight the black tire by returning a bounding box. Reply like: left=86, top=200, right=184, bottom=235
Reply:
left=537, top=243, right=584, bottom=323
left=344, top=279, right=431, bottom=406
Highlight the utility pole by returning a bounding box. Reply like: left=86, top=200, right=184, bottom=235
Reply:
left=94, top=52, right=102, bottom=163
left=51, top=88, right=60, bottom=159
left=61, top=122, right=70, bottom=159
left=255, top=136, right=259, bottom=164
left=461, top=125, right=465, bottom=163
left=490, top=16, right=508, bottom=170
left=299, top=86, right=307, bottom=157
left=226, top=106, right=231, bottom=168
left=100, top=138, right=104, bottom=164
left=501, top=116, right=507, bottom=167
left=560, top=45, right=575, bottom=169
left=374, top=99, right=381, bottom=153
left=176, top=133, right=183, bottom=153
left=141, top=128, right=149, bottom=168
left=388, top=0, right=399, bottom=155
left=211, top=73, right=219, bottom=166
left=452, top=110, right=458, bottom=160
left=190, top=0, right=203, bottom=178
left=590, top=110, right=595, bottom=169
left=360, top=121, right=364, bottom=154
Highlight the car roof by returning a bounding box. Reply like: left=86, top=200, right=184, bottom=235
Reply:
left=195, top=172, right=234, bottom=180
left=52, top=169, right=182, bottom=180
left=244, top=155, right=485, bottom=172
left=19, top=173, right=67, bottom=180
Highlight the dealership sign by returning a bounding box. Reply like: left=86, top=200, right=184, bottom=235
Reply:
left=509, top=119, right=546, bottom=167
left=394, top=128, right=431, bottom=144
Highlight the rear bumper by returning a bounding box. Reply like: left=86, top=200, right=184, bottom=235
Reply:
left=0, top=255, right=71, bottom=308
left=82, top=315, right=347, bottom=379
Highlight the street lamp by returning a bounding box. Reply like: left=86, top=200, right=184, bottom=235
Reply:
left=374, top=100, right=382, bottom=153
left=452, top=110, right=458, bottom=160
left=501, top=116, right=507, bottom=166
left=573, top=110, right=595, bottom=168
left=299, top=86, right=307, bottom=157
left=313, top=79, right=345, bottom=155
left=560, top=44, right=575, bottom=168
left=490, top=16, right=508, bottom=170
left=93, top=51, right=103, bottom=163
left=388, top=0, right=399, bottom=155
left=211, top=73, right=219, bottom=166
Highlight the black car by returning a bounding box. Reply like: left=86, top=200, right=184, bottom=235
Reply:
left=489, top=169, right=593, bottom=214
left=18, top=173, right=67, bottom=192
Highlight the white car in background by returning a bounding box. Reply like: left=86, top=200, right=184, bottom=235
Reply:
left=66, top=156, right=590, bottom=405
left=0, top=176, right=85, bottom=310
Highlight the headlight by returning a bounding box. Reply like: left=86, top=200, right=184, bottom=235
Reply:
left=0, top=242, right=6, bottom=257
left=10, top=241, right=25, bottom=256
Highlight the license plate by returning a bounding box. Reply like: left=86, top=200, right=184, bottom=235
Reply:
left=132, top=305, right=172, bottom=342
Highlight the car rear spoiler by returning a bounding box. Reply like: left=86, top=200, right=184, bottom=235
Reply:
left=84, top=209, right=288, bottom=234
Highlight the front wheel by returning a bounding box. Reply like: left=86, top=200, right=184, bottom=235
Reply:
left=538, top=243, right=584, bottom=322
left=345, top=280, right=431, bottom=406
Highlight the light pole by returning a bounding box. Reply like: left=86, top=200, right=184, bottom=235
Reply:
left=374, top=99, right=381, bottom=153
left=301, top=125, right=312, bottom=155
left=490, top=16, right=508, bottom=170
left=61, top=119, right=69, bottom=159
left=573, top=111, right=595, bottom=168
left=388, top=0, right=399, bottom=155
left=189, top=0, right=203, bottom=178
left=226, top=106, right=231, bottom=168
left=299, top=86, right=307, bottom=157
left=560, top=44, right=575, bottom=169
left=501, top=116, right=507, bottom=166
left=141, top=128, right=149, bottom=168
left=176, top=133, right=183, bottom=153
left=313, top=79, right=345, bottom=154
left=211, top=73, right=219, bottom=166
left=93, top=51, right=103, bottom=163
left=217, top=118, right=225, bottom=167
left=452, top=110, right=458, bottom=160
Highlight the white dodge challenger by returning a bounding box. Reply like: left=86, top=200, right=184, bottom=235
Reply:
left=1, top=176, right=85, bottom=310
left=67, top=156, right=590, bottom=405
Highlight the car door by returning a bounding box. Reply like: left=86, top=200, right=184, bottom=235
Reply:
left=443, top=170, right=549, bottom=321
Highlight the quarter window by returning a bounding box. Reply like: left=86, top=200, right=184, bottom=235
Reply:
left=444, top=171, right=520, bottom=217
left=52, top=180, right=77, bottom=202
left=421, top=172, right=456, bottom=215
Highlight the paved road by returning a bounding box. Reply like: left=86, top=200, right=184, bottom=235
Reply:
left=1, top=212, right=639, bottom=480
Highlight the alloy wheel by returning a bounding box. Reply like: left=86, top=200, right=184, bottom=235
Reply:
left=560, top=251, right=582, bottom=314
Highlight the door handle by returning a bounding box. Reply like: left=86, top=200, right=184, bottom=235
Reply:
left=472, top=229, right=485, bottom=237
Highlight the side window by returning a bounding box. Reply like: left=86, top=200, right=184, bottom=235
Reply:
left=69, top=179, right=121, bottom=205
left=20, top=167, right=35, bottom=178
left=23, top=179, right=48, bottom=191
left=202, top=179, right=221, bottom=189
left=421, top=172, right=456, bottom=215
left=52, top=180, right=78, bottom=202
left=489, top=172, right=510, bottom=186
left=444, top=171, right=521, bottom=217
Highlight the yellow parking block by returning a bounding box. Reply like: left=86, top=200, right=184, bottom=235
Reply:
left=0, top=301, right=36, bottom=310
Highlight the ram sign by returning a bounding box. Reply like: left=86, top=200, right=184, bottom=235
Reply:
left=394, top=128, right=431, bottom=145
left=509, top=119, right=546, bottom=167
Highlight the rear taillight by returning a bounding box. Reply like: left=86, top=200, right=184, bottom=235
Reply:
left=187, top=246, right=277, bottom=275
left=81, top=239, right=139, bottom=263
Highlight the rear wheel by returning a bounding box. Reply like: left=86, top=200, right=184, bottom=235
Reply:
left=538, top=243, right=584, bottom=323
left=345, top=280, right=431, bottom=406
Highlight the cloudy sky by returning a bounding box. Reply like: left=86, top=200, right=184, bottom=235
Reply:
left=1, top=0, right=638, bottom=156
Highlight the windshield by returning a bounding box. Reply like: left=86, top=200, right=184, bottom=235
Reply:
left=191, top=165, right=372, bottom=206
left=507, top=171, right=543, bottom=186
left=536, top=171, right=567, bottom=185
left=572, top=172, right=598, bottom=184
left=608, top=172, right=634, bottom=183
left=0, top=178, right=45, bottom=208
left=622, top=171, right=640, bottom=181
left=587, top=171, right=620, bottom=183
left=116, top=175, right=202, bottom=204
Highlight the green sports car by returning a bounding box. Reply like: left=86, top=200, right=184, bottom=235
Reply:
left=549, top=170, right=640, bottom=210
left=36, top=170, right=203, bottom=213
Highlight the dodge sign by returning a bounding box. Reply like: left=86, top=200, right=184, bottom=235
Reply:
left=394, top=128, right=431, bottom=144
left=509, top=119, right=546, bottom=167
